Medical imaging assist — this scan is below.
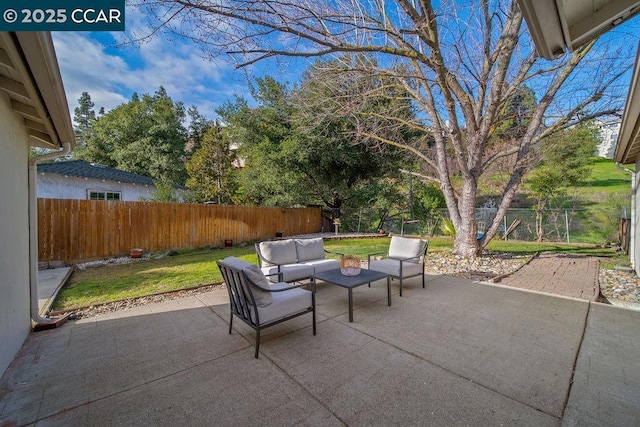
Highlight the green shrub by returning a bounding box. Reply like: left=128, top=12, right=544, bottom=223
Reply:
left=440, top=218, right=456, bottom=237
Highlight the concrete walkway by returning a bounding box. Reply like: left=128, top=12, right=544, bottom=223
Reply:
left=2, top=274, right=640, bottom=425
left=37, top=267, right=73, bottom=316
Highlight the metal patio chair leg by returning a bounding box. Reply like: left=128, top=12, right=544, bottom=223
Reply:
left=255, top=329, right=261, bottom=359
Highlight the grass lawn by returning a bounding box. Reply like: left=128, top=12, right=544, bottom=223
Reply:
left=52, top=236, right=625, bottom=311
left=579, top=157, right=633, bottom=200
left=571, top=158, right=632, bottom=244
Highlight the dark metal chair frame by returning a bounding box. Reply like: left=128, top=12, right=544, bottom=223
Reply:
left=367, top=239, right=429, bottom=297
left=217, top=259, right=316, bottom=358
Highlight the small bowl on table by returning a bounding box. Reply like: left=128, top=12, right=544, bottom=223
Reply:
left=340, top=255, right=361, bottom=276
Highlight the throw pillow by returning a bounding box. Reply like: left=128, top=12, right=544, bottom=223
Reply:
left=259, top=240, right=298, bottom=265
left=222, top=257, right=272, bottom=307
left=295, top=238, right=326, bottom=261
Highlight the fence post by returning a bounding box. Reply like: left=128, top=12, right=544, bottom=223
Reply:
left=565, top=210, right=570, bottom=243
left=503, top=215, right=507, bottom=241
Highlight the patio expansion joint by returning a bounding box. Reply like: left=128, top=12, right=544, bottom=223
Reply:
left=560, top=299, right=592, bottom=419
left=262, top=325, right=350, bottom=426
left=31, top=296, right=253, bottom=424
left=347, top=321, right=562, bottom=422
left=32, top=347, right=252, bottom=425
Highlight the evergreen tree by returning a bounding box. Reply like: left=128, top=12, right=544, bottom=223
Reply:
left=83, top=87, right=189, bottom=184
left=185, top=106, right=213, bottom=158
left=186, top=124, right=238, bottom=204
left=217, top=77, right=298, bottom=206
left=71, top=92, right=96, bottom=161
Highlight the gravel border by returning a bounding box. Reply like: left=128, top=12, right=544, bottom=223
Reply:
left=53, top=248, right=640, bottom=319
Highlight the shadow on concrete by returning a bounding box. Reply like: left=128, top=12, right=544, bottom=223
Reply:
left=2, top=274, right=639, bottom=425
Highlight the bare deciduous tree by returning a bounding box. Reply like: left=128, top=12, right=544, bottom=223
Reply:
left=133, top=0, right=634, bottom=257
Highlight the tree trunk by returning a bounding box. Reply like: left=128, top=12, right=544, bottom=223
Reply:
left=137, top=0, right=628, bottom=259
left=452, top=179, right=479, bottom=257
left=535, top=198, right=545, bottom=242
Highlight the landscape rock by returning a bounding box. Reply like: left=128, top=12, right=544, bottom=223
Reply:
left=63, top=248, right=640, bottom=318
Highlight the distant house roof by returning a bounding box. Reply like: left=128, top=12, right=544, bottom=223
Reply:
left=37, top=160, right=155, bottom=186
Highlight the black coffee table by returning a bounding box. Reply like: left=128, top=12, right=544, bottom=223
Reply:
left=311, top=268, right=391, bottom=322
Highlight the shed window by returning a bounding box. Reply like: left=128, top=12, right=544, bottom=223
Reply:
left=88, top=191, right=121, bottom=201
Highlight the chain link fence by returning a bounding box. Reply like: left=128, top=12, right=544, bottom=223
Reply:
left=329, top=206, right=628, bottom=244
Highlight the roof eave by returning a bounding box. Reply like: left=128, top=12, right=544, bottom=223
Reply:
left=614, top=42, right=640, bottom=164
left=0, top=32, right=74, bottom=149
left=517, top=0, right=640, bottom=60
left=517, top=0, right=566, bottom=59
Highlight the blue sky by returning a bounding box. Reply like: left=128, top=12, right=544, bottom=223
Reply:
left=51, top=5, right=307, bottom=121
left=53, top=31, right=255, bottom=120
left=52, top=3, right=640, bottom=124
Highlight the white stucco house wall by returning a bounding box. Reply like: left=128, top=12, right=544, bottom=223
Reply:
left=37, top=160, right=158, bottom=201
left=0, top=32, right=75, bottom=376
left=595, top=119, right=620, bottom=159
left=615, top=46, right=640, bottom=275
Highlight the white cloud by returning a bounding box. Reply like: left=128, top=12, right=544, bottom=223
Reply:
left=52, top=1, right=319, bottom=123
left=53, top=25, right=252, bottom=120
left=52, top=32, right=130, bottom=112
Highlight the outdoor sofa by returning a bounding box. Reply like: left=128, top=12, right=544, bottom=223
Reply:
left=255, top=237, right=341, bottom=282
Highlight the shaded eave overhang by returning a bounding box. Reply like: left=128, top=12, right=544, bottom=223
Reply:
left=517, top=0, right=640, bottom=59
left=0, top=32, right=74, bottom=149
left=615, top=42, right=640, bottom=164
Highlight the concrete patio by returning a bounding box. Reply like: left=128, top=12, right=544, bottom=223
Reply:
left=1, top=273, right=639, bottom=425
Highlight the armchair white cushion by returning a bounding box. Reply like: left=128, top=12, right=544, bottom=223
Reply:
left=389, top=236, right=427, bottom=259
left=222, top=256, right=273, bottom=307
left=254, top=287, right=313, bottom=324
left=217, top=257, right=316, bottom=358
left=368, top=258, right=424, bottom=277
left=368, top=236, right=429, bottom=296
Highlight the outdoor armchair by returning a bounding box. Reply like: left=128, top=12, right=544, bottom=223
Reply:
left=367, top=236, right=429, bottom=297
left=217, top=256, right=316, bottom=358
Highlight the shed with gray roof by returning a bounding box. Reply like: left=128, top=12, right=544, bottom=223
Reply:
left=37, top=160, right=158, bottom=201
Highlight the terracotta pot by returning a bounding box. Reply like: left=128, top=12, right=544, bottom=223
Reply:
left=130, top=248, right=143, bottom=258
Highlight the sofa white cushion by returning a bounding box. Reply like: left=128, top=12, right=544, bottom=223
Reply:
left=259, top=240, right=298, bottom=266
left=261, top=264, right=315, bottom=283
left=254, top=286, right=312, bottom=324
left=369, top=258, right=423, bottom=278
left=388, top=236, right=427, bottom=259
left=222, top=257, right=272, bottom=307
left=304, top=258, right=341, bottom=274
left=295, top=238, right=326, bottom=262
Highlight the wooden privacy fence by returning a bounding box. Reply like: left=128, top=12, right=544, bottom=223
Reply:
left=38, top=199, right=322, bottom=263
